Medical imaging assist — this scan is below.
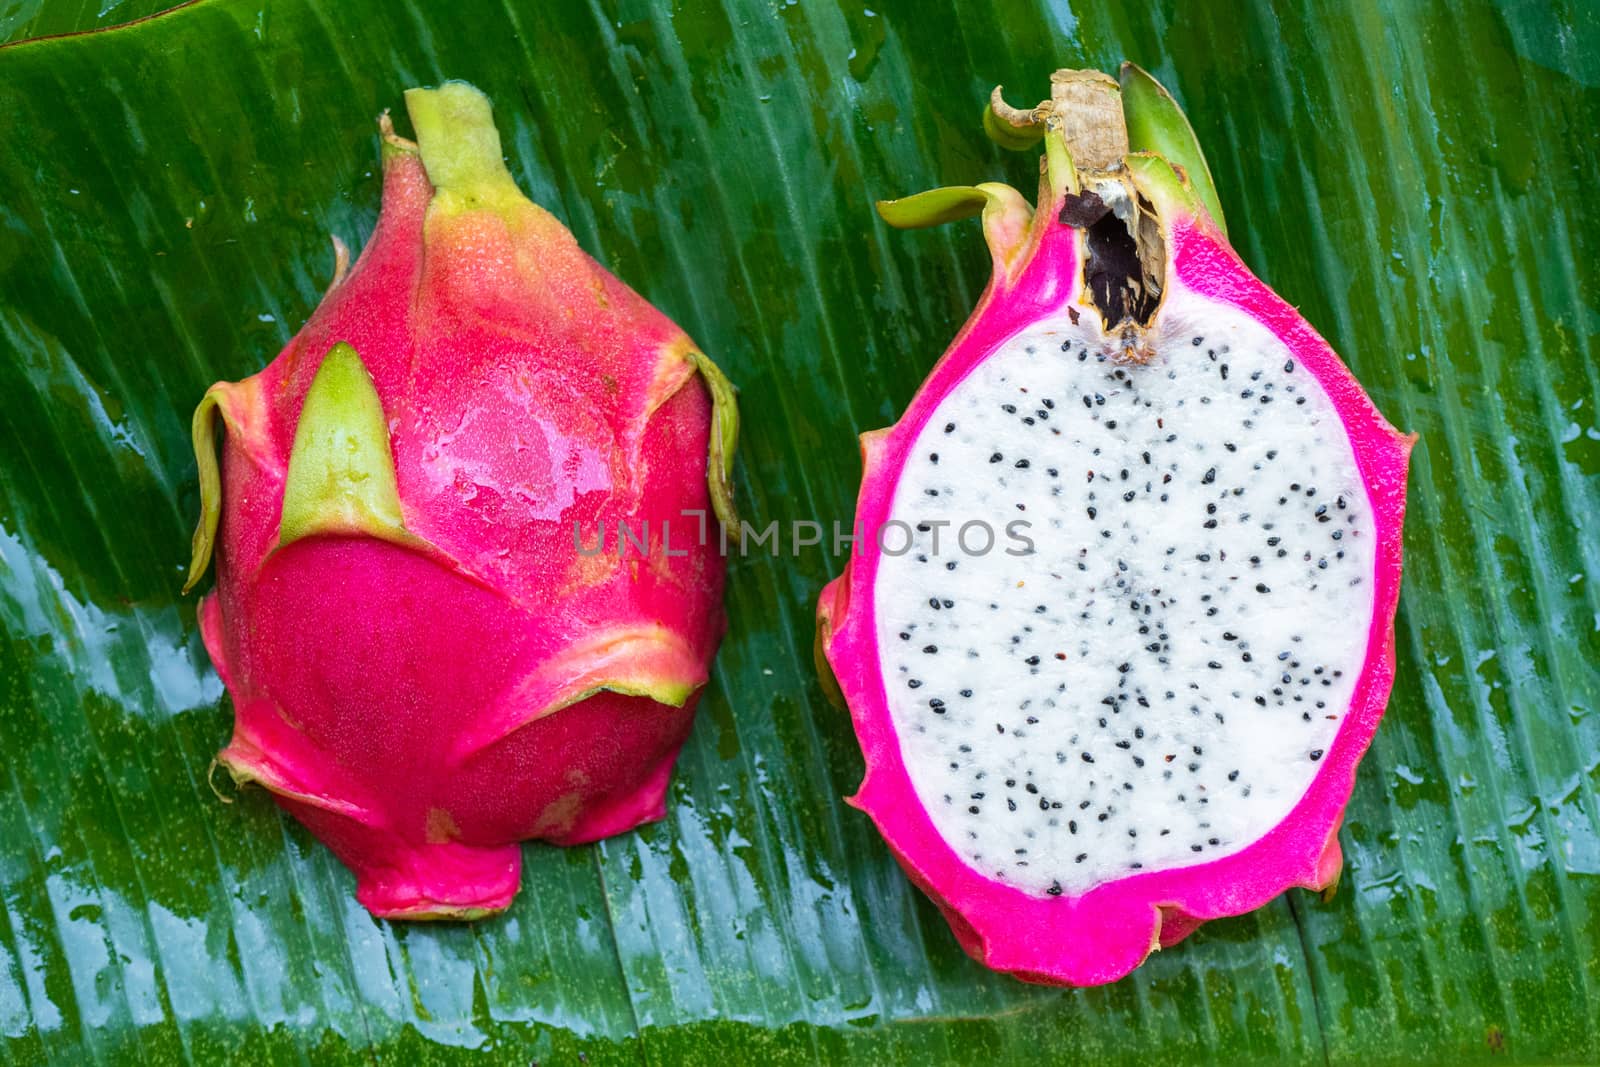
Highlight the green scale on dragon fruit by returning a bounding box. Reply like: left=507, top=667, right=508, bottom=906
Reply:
left=817, top=66, right=1412, bottom=986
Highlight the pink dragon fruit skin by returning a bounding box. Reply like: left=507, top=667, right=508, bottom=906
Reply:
left=186, top=83, right=739, bottom=920
left=816, top=67, right=1413, bottom=984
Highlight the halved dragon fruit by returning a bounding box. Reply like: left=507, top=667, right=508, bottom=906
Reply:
left=816, top=66, right=1412, bottom=984
left=186, top=82, right=738, bottom=919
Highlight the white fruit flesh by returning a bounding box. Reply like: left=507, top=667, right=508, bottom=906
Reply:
left=873, top=286, right=1377, bottom=897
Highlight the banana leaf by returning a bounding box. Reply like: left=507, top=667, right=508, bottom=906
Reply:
left=0, top=1, right=1596, bottom=1063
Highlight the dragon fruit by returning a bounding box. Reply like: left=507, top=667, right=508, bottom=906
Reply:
left=185, top=82, right=738, bottom=919
left=815, top=66, right=1412, bottom=984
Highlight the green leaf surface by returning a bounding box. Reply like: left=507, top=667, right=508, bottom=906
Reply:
left=0, top=0, right=179, bottom=45
left=1, top=1, right=1596, bottom=1063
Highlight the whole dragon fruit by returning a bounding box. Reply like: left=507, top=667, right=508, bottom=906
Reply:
left=186, top=82, right=739, bottom=919
left=815, top=66, right=1412, bottom=984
